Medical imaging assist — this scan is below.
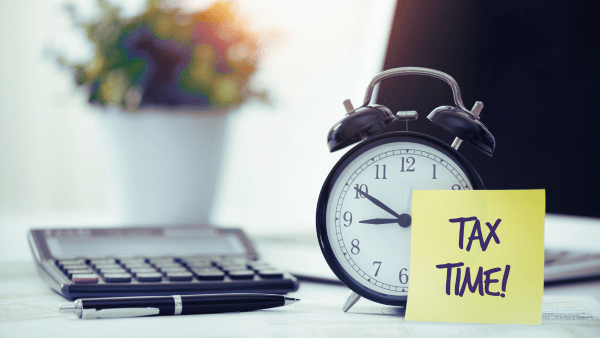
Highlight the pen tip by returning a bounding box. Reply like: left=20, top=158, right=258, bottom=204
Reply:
left=284, top=297, right=300, bottom=306
left=59, top=303, right=77, bottom=314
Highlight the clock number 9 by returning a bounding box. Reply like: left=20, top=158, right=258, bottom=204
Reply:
left=452, top=184, right=462, bottom=190
left=343, top=211, right=352, bottom=227
left=351, top=239, right=360, bottom=255
left=399, top=268, right=409, bottom=284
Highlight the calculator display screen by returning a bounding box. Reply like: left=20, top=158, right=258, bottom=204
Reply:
left=44, top=227, right=248, bottom=259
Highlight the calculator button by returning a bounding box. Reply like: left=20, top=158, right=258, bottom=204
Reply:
left=220, top=265, right=249, bottom=273
left=220, top=257, right=248, bottom=265
left=153, top=262, right=183, bottom=268
left=95, top=265, right=125, bottom=272
left=152, top=262, right=181, bottom=268
left=149, top=258, right=177, bottom=264
left=103, top=273, right=133, bottom=283
left=210, top=257, right=225, bottom=265
left=257, top=269, right=284, bottom=279
left=72, top=274, right=99, bottom=284
left=93, top=263, right=122, bottom=270
left=117, top=258, right=147, bottom=264
left=183, top=259, right=213, bottom=268
left=136, top=273, right=163, bottom=282
left=159, top=265, right=187, bottom=270
left=192, top=268, right=225, bottom=280
left=98, top=268, right=128, bottom=275
left=61, top=263, right=89, bottom=272
left=57, top=259, right=86, bottom=267
left=160, top=269, right=189, bottom=276
left=165, top=272, right=193, bottom=282
left=122, top=262, right=153, bottom=269
left=89, top=258, right=117, bottom=265
left=228, top=270, right=255, bottom=280
left=66, top=269, right=94, bottom=278
left=130, top=268, right=158, bottom=276
left=248, top=262, right=272, bottom=270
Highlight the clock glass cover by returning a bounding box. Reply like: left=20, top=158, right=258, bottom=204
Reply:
left=320, top=133, right=481, bottom=304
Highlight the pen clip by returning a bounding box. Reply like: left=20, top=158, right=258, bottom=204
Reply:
left=81, top=307, right=160, bottom=319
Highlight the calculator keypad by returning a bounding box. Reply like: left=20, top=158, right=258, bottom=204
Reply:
left=56, top=256, right=285, bottom=284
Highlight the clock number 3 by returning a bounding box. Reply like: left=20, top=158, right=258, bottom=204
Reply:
left=351, top=239, right=360, bottom=255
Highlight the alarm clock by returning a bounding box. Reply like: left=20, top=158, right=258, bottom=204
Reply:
left=315, top=67, right=495, bottom=312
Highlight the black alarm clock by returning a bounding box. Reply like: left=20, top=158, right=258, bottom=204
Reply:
left=316, top=67, right=495, bottom=312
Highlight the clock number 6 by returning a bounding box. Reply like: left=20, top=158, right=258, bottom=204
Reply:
left=399, top=268, right=409, bottom=284
left=351, top=239, right=360, bottom=255
left=343, top=211, right=352, bottom=227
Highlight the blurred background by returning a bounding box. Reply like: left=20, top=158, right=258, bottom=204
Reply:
left=1, top=0, right=599, bottom=262
left=0, top=0, right=396, bottom=261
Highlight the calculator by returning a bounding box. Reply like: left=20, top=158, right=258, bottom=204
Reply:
left=28, top=225, right=299, bottom=300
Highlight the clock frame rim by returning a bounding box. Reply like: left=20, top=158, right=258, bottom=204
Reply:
left=316, top=131, right=487, bottom=306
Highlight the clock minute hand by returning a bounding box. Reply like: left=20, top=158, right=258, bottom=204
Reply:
left=353, top=187, right=402, bottom=219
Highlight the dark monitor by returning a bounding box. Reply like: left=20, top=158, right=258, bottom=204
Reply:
left=378, top=0, right=600, bottom=218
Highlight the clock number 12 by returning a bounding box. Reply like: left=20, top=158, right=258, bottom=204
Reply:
left=400, top=157, right=415, bottom=172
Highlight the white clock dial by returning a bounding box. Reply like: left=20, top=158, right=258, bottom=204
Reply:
left=325, top=141, right=473, bottom=297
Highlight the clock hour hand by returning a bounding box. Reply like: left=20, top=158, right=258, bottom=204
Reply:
left=359, top=218, right=403, bottom=225
left=359, top=215, right=411, bottom=227
left=353, top=186, right=403, bottom=219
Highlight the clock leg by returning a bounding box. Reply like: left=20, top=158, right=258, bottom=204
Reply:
left=342, top=290, right=361, bottom=312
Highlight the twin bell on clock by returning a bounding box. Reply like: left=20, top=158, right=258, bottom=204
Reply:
left=316, top=67, right=496, bottom=312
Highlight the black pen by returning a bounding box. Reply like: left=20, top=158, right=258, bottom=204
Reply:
left=59, top=293, right=300, bottom=319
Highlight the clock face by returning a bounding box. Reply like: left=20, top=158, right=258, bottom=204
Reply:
left=317, top=132, right=484, bottom=305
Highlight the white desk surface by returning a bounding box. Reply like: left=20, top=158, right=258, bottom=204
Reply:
left=1, top=213, right=600, bottom=337
left=1, top=261, right=600, bottom=338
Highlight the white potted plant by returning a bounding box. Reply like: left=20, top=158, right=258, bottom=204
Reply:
left=62, top=0, right=267, bottom=224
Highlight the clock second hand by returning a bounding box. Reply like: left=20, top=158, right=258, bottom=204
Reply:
left=354, top=187, right=411, bottom=227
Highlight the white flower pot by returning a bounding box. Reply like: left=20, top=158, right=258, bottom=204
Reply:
left=95, top=109, right=228, bottom=225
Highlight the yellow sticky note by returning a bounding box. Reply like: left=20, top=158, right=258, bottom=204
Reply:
left=405, top=190, right=545, bottom=325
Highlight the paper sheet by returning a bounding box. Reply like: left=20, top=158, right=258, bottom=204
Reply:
left=406, top=190, right=545, bottom=324
left=248, top=297, right=600, bottom=337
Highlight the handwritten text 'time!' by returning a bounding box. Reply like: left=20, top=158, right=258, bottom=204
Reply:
left=436, top=216, right=511, bottom=297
